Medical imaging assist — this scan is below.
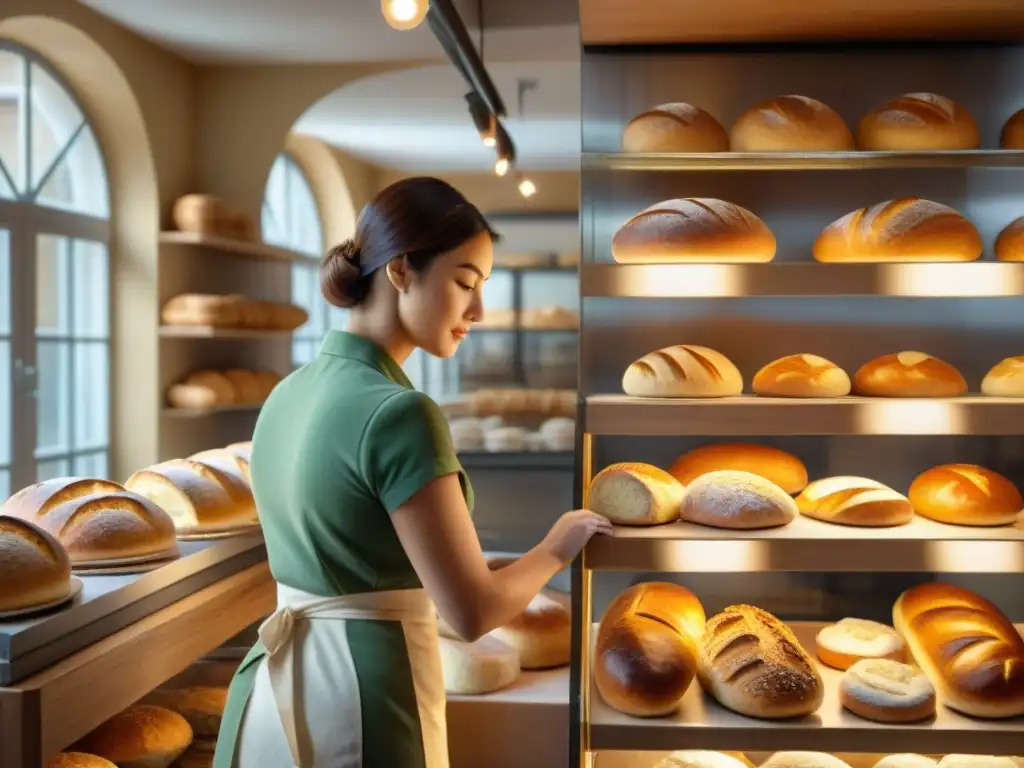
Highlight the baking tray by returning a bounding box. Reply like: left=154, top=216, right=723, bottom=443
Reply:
left=0, top=533, right=267, bottom=685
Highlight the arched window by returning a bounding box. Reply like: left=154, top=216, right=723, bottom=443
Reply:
left=0, top=43, right=111, bottom=495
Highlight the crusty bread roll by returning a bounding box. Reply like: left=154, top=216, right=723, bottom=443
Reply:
left=730, top=95, right=854, bottom=152
left=594, top=582, right=705, bottom=716
left=796, top=476, right=914, bottom=527
left=73, top=705, right=194, bottom=768
left=753, top=354, right=851, bottom=398
left=908, top=464, right=1022, bottom=527
left=858, top=93, right=980, bottom=150
left=874, top=757, right=937, bottom=768
left=853, top=352, right=968, bottom=397
left=654, top=752, right=753, bottom=768
left=680, top=470, right=797, bottom=530
left=698, top=605, right=823, bottom=719
left=46, top=755, right=118, bottom=768
left=0, top=517, right=73, bottom=612
left=761, top=755, right=852, bottom=768
left=995, top=217, right=1024, bottom=262
left=813, top=198, right=983, bottom=263
left=668, top=443, right=808, bottom=494
left=623, top=345, right=743, bottom=398
left=1001, top=108, right=1024, bottom=149
left=126, top=459, right=258, bottom=537
left=893, top=582, right=1024, bottom=718
left=2, top=478, right=179, bottom=565
left=982, top=355, right=1024, bottom=396
left=815, top=618, right=906, bottom=670
left=489, top=591, right=570, bottom=669
left=143, top=686, right=227, bottom=739
left=612, top=199, right=776, bottom=264
left=588, top=462, right=683, bottom=525
left=623, top=103, right=729, bottom=153
left=438, top=634, right=521, bottom=695
left=840, top=658, right=936, bottom=723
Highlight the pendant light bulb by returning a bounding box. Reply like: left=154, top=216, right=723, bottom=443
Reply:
left=382, top=0, right=429, bottom=30
left=495, top=157, right=510, bottom=177
left=518, top=177, right=537, bottom=198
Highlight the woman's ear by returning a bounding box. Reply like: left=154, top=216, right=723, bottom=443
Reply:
left=385, top=256, right=412, bottom=293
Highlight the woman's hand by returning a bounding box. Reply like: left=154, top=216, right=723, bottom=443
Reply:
left=539, top=509, right=614, bottom=565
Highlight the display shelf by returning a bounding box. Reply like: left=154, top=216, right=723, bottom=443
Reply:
left=589, top=622, right=1024, bottom=755
left=161, top=403, right=264, bottom=419
left=159, top=231, right=315, bottom=264
left=585, top=395, right=1024, bottom=436
left=159, top=325, right=292, bottom=339
left=581, top=263, right=1024, bottom=298
left=586, top=515, right=1024, bottom=573
left=459, top=451, right=575, bottom=471
left=582, top=150, right=1024, bottom=172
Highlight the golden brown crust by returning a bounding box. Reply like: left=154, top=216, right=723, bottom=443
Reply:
left=853, top=352, right=967, bottom=397
left=908, top=464, right=1023, bottom=526
left=981, top=355, right=1024, bottom=396
left=797, top=477, right=914, bottom=527
left=46, top=754, right=119, bottom=768
left=730, top=95, right=854, bottom=152
left=0, top=517, right=73, bottom=611
left=995, top=217, right=1024, bottom=262
left=1001, top=108, right=1024, bottom=149
left=668, top=443, right=808, bottom=494
left=623, top=103, right=729, bottom=153
left=490, top=591, right=571, bottom=669
left=623, top=345, right=744, bottom=398
left=73, top=705, right=194, bottom=764
left=753, top=354, right=851, bottom=398
left=144, top=686, right=228, bottom=739
left=858, top=93, right=979, bottom=150
left=588, top=462, right=684, bottom=525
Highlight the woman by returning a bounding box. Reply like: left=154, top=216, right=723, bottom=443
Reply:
left=214, top=177, right=611, bottom=768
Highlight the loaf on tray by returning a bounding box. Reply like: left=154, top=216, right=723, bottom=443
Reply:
left=0, top=516, right=73, bottom=612
left=622, top=345, right=743, bottom=398
left=730, top=95, right=854, bottom=152
left=2, top=478, right=179, bottom=567
left=623, top=103, right=729, bottom=153
left=857, top=93, right=979, bottom=150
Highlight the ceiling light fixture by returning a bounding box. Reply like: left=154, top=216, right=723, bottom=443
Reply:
left=465, top=91, right=497, bottom=146
left=493, top=122, right=515, bottom=176
left=382, top=0, right=429, bottom=30
left=518, top=176, right=537, bottom=198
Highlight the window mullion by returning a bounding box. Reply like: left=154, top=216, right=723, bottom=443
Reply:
left=30, top=120, right=86, bottom=202
left=23, top=58, right=31, bottom=198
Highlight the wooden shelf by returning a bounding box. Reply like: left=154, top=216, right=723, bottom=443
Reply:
left=159, top=231, right=315, bottom=264
left=581, top=263, right=1024, bottom=298
left=159, top=325, right=292, bottom=339
left=162, top=403, right=264, bottom=418
left=586, top=515, right=1024, bottom=573
left=589, top=622, right=1024, bottom=755
left=585, top=395, right=1024, bottom=435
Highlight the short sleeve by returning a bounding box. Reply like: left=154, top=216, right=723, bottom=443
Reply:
left=362, top=390, right=470, bottom=513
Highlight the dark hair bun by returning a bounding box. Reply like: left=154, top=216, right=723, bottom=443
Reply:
left=320, top=239, right=368, bottom=308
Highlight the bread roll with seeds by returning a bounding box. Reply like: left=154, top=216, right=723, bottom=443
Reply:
left=623, top=345, right=743, bottom=398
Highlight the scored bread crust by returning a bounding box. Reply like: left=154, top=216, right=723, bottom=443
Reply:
left=680, top=470, right=797, bottom=530
left=853, top=351, right=968, bottom=397
left=893, top=582, right=1024, bottom=718
left=982, top=355, right=1024, bottom=395
left=588, top=462, right=683, bottom=526
left=668, top=442, right=808, bottom=494
left=857, top=93, right=980, bottom=150
left=698, top=604, right=824, bottom=719
left=0, top=517, right=73, bottom=612
left=813, top=198, right=982, bottom=263
left=622, top=103, right=729, bottom=153
left=796, top=476, right=914, bottom=527
left=729, top=95, right=855, bottom=152
left=623, top=345, right=744, bottom=398
left=612, top=199, right=776, bottom=264
left=752, top=354, right=851, bottom=398
left=908, top=463, right=1023, bottom=526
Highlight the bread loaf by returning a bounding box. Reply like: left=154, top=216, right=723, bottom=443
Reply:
left=908, top=464, right=1022, bottom=526
left=489, top=591, right=571, bottom=669
left=893, top=582, right=1024, bottom=718
left=188, top=448, right=251, bottom=488
left=0, top=516, right=73, bottom=612
left=225, top=442, right=252, bottom=481
left=612, top=198, right=776, bottom=264
left=938, top=758, right=1021, bottom=768
left=816, top=617, right=906, bottom=670
left=839, top=658, right=936, bottom=723
left=439, top=634, right=521, bottom=695
left=1000, top=108, right=1024, bottom=149
left=730, top=95, right=854, bottom=152
left=2, top=478, right=179, bottom=565
left=796, top=476, right=914, bottom=527
left=668, top=443, right=808, bottom=494
left=813, top=198, right=983, bottom=263
left=143, top=687, right=227, bottom=739
left=588, top=462, right=684, bottom=525
left=873, top=757, right=937, bottom=768
left=73, top=705, right=194, bottom=768
left=853, top=352, right=968, bottom=397
left=698, top=604, right=824, bottom=719
left=623, top=345, right=743, bottom=398
left=653, top=752, right=753, bottom=768
left=982, top=356, right=1024, bottom=396
left=680, top=470, right=797, bottom=530
left=858, top=93, right=980, bottom=150
left=46, top=755, right=118, bottom=768
left=594, top=582, right=705, bottom=716
left=623, top=103, right=729, bottom=153
left=995, top=217, right=1024, bottom=262
left=753, top=354, right=851, bottom=398
left=161, top=293, right=307, bottom=331
left=539, top=417, right=574, bottom=451
left=761, top=755, right=852, bottom=768
left=126, top=459, right=259, bottom=537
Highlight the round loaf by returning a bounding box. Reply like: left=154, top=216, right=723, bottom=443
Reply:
left=857, top=93, right=980, bottom=150
left=853, top=351, right=967, bottom=397
left=982, top=356, right=1024, bottom=397
left=143, top=686, right=227, bottom=739
left=612, top=198, right=776, bottom=264
left=73, top=705, right=193, bottom=767
left=654, top=752, right=753, bottom=768
left=0, top=517, right=73, bottom=612
left=680, top=470, right=797, bottom=530
left=730, top=95, right=854, bottom=152
left=439, top=634, right=520, bottom=695
left=816, top=618, right=906, bottom=670
left=172, top=194, right=232, bottom=235
left=753, top=354, right=851, bottom=398
left=166, top=371, right=237, bottom=409
left=2, top=478, right=179, bottom=565
left=489, top=591, right=571, bottom=669
left=668, top=443, right=808, bottom=494
left=223, top=369, right=265, bottom=403
left=1000, top=108, right=1024, bottom=149
left=588, top=462, right=683, bottom=525
left=995, top=217, right=1024, bottom=262
left=622, top=345, right=743, bottom=398
left=539, top=417, right=574, bottom=451
left=873, top=757, right=938, bottom=768
left=908, top=464, right=1022, bottom=526
left=762, top=755, right=853, bottom=768
left=840, top=658, right=936, bottom=723
left=796, top=476, right=914, bottom=527
left=594, top=582, right=705, bottom=717
left=813, top=198, right=983, bottom=263
left=623, top=103, right=729, bottom=153
left=46, top=755, right=118, bottom=768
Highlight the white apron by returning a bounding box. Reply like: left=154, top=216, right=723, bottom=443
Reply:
left=234, top=584, right=448, bottom=768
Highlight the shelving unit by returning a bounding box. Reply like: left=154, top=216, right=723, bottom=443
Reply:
left=159, top=231, right=312, bottom=263
left=571, top=6, right=1024, bottom=766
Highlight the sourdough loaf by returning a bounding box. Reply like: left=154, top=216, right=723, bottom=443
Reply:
left=623, top=103, right=729, bottom=153
left=680, top=470, right=797, bottom=530
left=489, top=590, right=571, bottom=669
left=857, top=93, right=979, bottom=150
left=730, top=95, right=854, bottom=152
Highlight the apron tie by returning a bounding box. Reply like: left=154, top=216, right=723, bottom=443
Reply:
left=259, top=607, right=297, bottom=657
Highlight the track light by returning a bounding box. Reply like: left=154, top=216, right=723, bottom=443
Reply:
left=518, top=176, right=536, bottom=198
left=493, top=122, right=515, bottom=177
left=382, top=0, right=429, bottom=30
left=465, top=92, right=496, bottom=146
left=495, top=158, right=510, bottom=176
